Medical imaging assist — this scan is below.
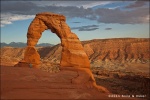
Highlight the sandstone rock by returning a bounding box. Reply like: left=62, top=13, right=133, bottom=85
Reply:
left=24, top=47, right=41, bottom=64
left=14, top=46, right=41, bottom=68
left=82, top=38, right=149, bottom=62
left=20, top=12, right=90, bottom=68
left=14, top=12, right=99, bottom=90
left=1, top=66, right=110, bottom=99
left=14, top=60, right=29, bottom=67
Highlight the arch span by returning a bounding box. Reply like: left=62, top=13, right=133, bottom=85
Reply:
left=22, top=12, right=90, bottom=69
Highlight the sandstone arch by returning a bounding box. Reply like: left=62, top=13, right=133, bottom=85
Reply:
left=14, top=12, right=109, bottom=92
left=24, top=12, right=90, bottom=69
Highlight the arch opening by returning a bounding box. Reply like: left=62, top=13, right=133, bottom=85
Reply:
left=37, top=29, right=61, bottom=45
left=37, top=29, right=62, bottom=72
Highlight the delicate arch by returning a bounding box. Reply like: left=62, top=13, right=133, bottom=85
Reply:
left=23, top=12, right=90, bottom=69
left=14, top=12, right=109, bottom=91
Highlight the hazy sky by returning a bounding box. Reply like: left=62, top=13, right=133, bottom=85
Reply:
left=1, top=0, right=149, bottom=44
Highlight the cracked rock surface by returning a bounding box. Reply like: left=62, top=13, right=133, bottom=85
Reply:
left=1, top=66, right=110, bottom=99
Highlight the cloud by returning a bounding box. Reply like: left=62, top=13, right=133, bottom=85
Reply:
left=1, top=1, right=93, bottom=20
left=79, top=27, right=99, bottom=31
left=1, top=13, right=35, bottom=27
left=71, top=25, right=99, bottom=31
left=72, top=22, right=81, bottom=23
left=125, top=1, right=147, bottom=8
left=1, top=1, right=38, bottom=14
left=105, top=28, right=112, bottom=30
left=30, top=1, right=112, bottom=9
left=1, top=1, right=149, bottom=27
left=80, top=1, right=112, bottom=9
left=94, top=7, right=149, bottom=24
left=108, top=6, right=120, bottom=10
left=1, top=1, right=94, bottom=27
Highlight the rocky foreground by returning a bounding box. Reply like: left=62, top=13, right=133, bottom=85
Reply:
left=1, top=66, right=108, bottom=99
left=1, top=66, right=144, bottom=100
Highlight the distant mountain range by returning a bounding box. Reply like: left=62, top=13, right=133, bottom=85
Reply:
left=0, top=42, right=54, bottom=48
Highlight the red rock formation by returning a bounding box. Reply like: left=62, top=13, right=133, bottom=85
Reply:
left=82, top=38, right=149, bottom=62
left=23, top=46, right=41, bottom=68
left=20, top=12, right=90, bottom=69
left=14, top=12, right=99, bottom=90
